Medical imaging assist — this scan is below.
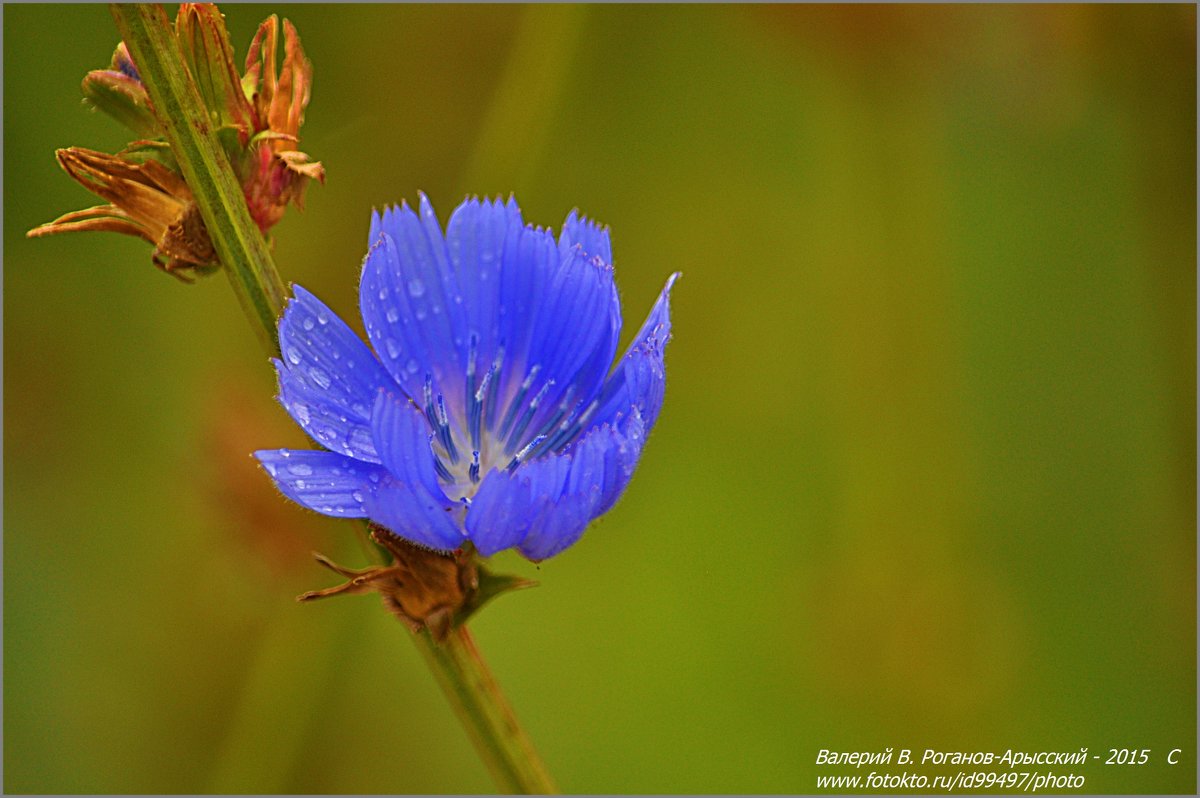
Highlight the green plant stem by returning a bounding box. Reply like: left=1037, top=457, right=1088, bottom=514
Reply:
left=110, top=5, right=556, bottom=793
left=111, top=3, right=286, bottom=354
left=415, top=626, right=559, bottom=794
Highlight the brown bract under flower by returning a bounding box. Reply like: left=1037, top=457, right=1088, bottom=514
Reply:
left=299, top=525, right=482, bottom=642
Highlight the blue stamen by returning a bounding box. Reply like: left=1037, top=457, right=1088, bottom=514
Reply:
left=464, top=335, right=479, bottom=449
left=430, top=437, right=454, bottom=482
left=471, top=366, right=492, bottom=449
left=498, top=364, right=541, bottom=441
left=422, top=374, right=438, bottom=429
left=484, top=345, right=505, bottom=432
left=469, top=451, right=481, bottom=484
left=544, top=398, right=598, bottom=453
left=506, top=434, right=547, bottom=473
left=436, top=394, right=459, bottom=463
left=506, top=379, right=555, bottom=453
left=526, top=385, right=576, bottom=458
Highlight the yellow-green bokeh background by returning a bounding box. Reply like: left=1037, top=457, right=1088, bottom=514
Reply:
left=4, top=4, right=1195, bottom=794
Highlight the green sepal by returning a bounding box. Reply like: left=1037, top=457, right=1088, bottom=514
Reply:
left=455, top=563, right=538, bottom=627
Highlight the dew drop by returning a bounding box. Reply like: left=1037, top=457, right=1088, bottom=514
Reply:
left=378, top=287, right=389, bottom=301
left=263, top=463, right=277, bottom=476
left=289, top=462, right=313, bottom=476
left=352, top=490, right=364, bottom=503
left=295, top=479, right=307, bottom=489
left=280, top=449, right=291, bottom=458
left=453, top=294, right=464, bottom=305
left=294, top=403, right=311, bottom=424
left=286, top=346, right=302, bottom=365
left=386, top=307, right=400, bottom=323
left=368, top=472, right=381, bottom=483
left=317, top=310, right=329, bottom=325
left=302, top=317, right=315, bottom=331
left=416, top=308, right=428, bottom=321
left=350, top=426, right=374, bottom=452
left=385, top=339, right=401, bottom=359
left=406, top=358, right=419, bottom=374
left=309, top=367, right=332, bottom=389
left=408, top=278, right=426, bottom=297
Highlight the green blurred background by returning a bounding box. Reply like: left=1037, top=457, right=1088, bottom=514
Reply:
left=4, top=4, right=1195, bottom=794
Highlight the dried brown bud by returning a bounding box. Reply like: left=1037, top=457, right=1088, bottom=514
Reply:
left=299, top=525, right=479, bottom=641
left=298, top=524, right=537, bottom=641
left=26, top=147, right=217, bottom=281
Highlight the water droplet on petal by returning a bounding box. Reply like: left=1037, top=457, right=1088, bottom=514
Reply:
left=453, top=294, right=464, bottom=305
left=352, top=490, right=364, bottom=503
left=416, top=308, right=427, bottom=321
left=386, top=307, right=400, bottom=323
left=280, top=449, right=291, bottom=458
left=289, top=462, right=314, bottom=476
left=294, top=403, right=311, bottom=424
left=406, top=358, right=419, bottom=374
left=317, top=310, right=329, bottom=325
left=408, top=278, right=426, bottom=297
left=385, top=339, right=401, bottom=359
left=350, top=426, right=374, bottom=452
left=302, top=317, right=314, bottom=331
left=295, top=479, right=307, bottom=489
left=368, top=472, right=380, bottom=483
left=263, top=463, right=277, bottom=476
left=378, top=287, right=389, bottom=301
left=309, top=367, right=332, bottom=389
left=286, top=347, right=302, bottom=365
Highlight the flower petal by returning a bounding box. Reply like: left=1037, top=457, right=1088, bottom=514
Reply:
left=369, top=388, right=453, bottom=505
left=363, top=477, right=465, bottom=552
left=276, top=362, right=380, bottom=462
left=559, top=209, right=612, bottom=266
left=466, top=413, right=646, bottom=560
left=363, top=388, right=465, bottom=550
left=520, top=413, right=647, bottom=560
left=493, top=233, right=622, bottom=454
left=276, top=285, right=392, bottom=460
left=467, top=452, right=570, bottom=556
left=253, top=448, right=380, bottom=516
left=360, top=195, right=467, bottom=404
left=444, top=196, right=524, bottom=379
left=588, top=272, right=679, bottom=435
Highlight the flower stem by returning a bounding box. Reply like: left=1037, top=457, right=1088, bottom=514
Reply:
left=109, top=5, right=556, bottom=793
left=111, top=3, right=286, bottom=354
left=414, top=626, right=559, bottom=794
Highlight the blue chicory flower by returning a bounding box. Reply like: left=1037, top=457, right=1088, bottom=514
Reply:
left=255, top=194, right=677, bottom=561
